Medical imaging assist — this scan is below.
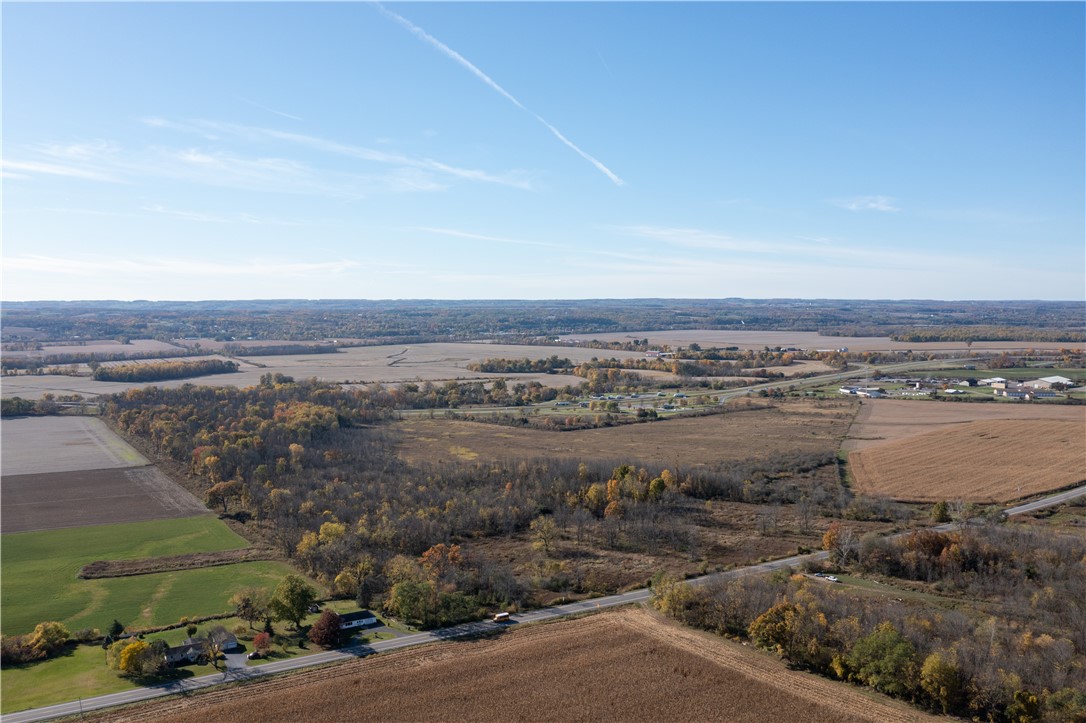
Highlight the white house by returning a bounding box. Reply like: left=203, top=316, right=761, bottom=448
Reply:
left=339, top=610, right=378, bottom=630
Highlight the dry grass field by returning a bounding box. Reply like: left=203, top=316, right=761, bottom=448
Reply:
left=395, top=398, right=856, bottom=468
left=850, top=419, right=1086, bottom=503
left=0, top=416, right=148, bottom=475
left=564, top=329, right=1076, bottom=353
left=841, top=399, right=1086, bottom=452
left=96, top=609, right=936, bottom=723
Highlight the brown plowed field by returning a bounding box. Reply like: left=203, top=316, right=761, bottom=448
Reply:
left=841, top=399, right=1085, bottom=452
left=396, top=398, right=855, bottom=468
left=0, top=466, right=208, bottom=533
left=95, top=609, right=936, bottom=723
left=850, top=419, right=1086, bottom=503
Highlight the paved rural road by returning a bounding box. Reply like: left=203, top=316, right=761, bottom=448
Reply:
left=5, top=483, right=1084, bottom=723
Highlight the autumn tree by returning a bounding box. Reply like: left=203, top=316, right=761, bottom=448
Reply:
left=823, top=521, right=858, bottom=565
left=107, top=639, right=166, bottom=677
left=308, top=610, right=343, bottom=648
left=26, top=621, right=69, bottom=658
left=920, top=651, right=962, bottom=714
left=230, top=587, right=270, bottom=630
left=931, top=500, right=951, bottom=524
left=206, top=480, right=241, bottom=514
left=846, top=622, right=918, bottom=697
left=253, top=632, right=272, bottom=654
left=333, top=557, right=377, bottom=605
left=270, top=575, right=318, bottom=630
left=748, top=602, right=803, bottom=661
left=530, top=516, right=558, bottom=556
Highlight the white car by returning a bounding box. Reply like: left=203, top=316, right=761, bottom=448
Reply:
left=825, top=575, right=840, bottom=583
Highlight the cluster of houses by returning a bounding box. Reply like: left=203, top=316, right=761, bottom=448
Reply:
left=838, top=375, right=1075, bottom=402
left=977, top=375, right=1072, bottom=400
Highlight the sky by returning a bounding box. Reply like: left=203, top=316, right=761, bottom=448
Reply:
left=2, top=1, right=1084, bottom=302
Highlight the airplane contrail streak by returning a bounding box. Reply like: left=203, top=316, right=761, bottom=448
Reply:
left=377, top=4, right=624, bottom=186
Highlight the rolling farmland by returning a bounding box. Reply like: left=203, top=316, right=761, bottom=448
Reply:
left=849, top=419, right=1086, bottom=503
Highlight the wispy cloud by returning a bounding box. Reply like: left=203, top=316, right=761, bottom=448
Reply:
left=4, top=255, right=360, bottom=277
left=237, top=96, right=303, bottom=122
left=13, top=136, right=457, bottom=199
left=143, top=117, right=533, bottom=190
left=412, top=227, right=563, bottom=248
left=619, top=224, right=969, bottom=268
left=832, top=195, right=900, bottom=212
left=0, top=158, right=122, bottom=183
left=142, top=203, right=304, bottom=226
left=377, top=4, right=624, bottom=187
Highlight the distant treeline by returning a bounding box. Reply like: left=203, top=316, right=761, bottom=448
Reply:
left=891, top=326, right=1086, bottom=343
left=0, top=348, right=197, bottom=372
left=466, top=356, right=574, bottom=374
left=93, top=359, right=238, bottom=382
left=221, top=343, right=340, bottom=357
left=5, top=299, right=1083, bottom=344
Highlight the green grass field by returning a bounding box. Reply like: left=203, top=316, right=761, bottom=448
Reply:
left=1, top=516, right=302, bottom=635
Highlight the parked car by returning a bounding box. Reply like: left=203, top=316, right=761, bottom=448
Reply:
left=825, top=575, right=840, bottom=583
left=247, top=651, right=262, bottom=660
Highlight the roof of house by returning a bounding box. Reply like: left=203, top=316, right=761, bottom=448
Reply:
left=340, top=610, right=377, bottom=623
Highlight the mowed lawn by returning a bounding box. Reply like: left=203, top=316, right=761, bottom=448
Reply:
left=1, top=516, right=300, bottom=635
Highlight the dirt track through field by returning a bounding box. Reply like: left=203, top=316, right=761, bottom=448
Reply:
left=95, top=609, right=936, bottom=723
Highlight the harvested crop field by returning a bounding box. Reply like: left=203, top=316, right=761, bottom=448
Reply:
left=1, top=416, right=148, bottom=475
left=1, top=466, right=207, bottom=533
left=395, top=398, right=855, bottom=468
left=564, top=329, right=1074, bottom=353
left=97, top=609, right=934, bottom=723
left=850, top=419, right=1086, bottom=503
left=841, top=399, right=1086, bottom=452
left=0, top=341, right=657, bottom=399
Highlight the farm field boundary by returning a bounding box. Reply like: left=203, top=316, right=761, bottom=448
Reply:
left=841, top=398, right=1086, bottom=452
left=78, top=546, right=282, bottom=579
left=849, top=419, right=1086, bottom=503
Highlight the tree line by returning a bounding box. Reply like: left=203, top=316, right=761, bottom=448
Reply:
left=653, top=517, right=1086, bottom=721
left=93, top=359, right=239, bottom=382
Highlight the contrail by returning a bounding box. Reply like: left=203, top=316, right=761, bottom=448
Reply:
left=377, top=4, right=624, bottom=186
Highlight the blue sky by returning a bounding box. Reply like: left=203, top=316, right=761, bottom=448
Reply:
left=3, top=2, right=1083, bottom=301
